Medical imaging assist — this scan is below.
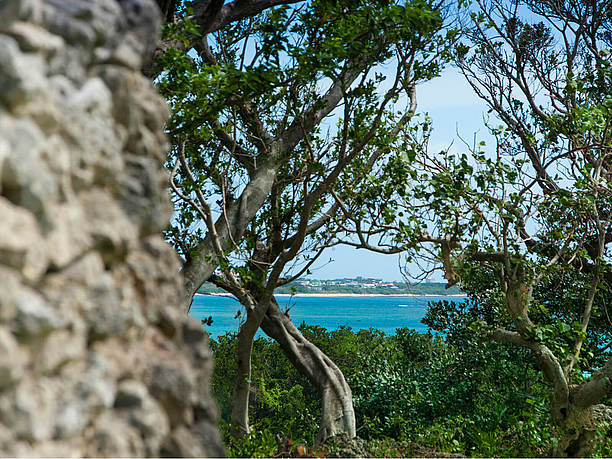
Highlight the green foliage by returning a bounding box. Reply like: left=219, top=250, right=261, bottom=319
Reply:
left=593, top=418, right=612, bottom=458
left=430, top=261, right=612, bottom=381
left=210, top=325, right=562, bottom=457
left=210, top=332, right=320, bottom=445
left=157, top=1, right=612, bottom=457
left=424, top=263, right=612, bottom=454
left=156, top=0, right=453, bottom=278
left=351, top=327, right=556, bottom=456
left=220, top=421, right=278, bottom=458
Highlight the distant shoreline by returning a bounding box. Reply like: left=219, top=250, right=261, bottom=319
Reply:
left=195, top=292, right=466, bottom=298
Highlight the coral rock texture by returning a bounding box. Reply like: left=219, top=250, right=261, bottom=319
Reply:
left=0, top=0, right=224, bottom=456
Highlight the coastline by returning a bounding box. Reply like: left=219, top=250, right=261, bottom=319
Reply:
left=195, top=292, right=466, bottom=298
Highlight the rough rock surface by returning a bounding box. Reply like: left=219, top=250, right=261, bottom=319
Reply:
left=0, top=0, right=224, bottom=456
left=321, top=433, right=372, bottom=458
left=594, top=404, right=612, bottom=433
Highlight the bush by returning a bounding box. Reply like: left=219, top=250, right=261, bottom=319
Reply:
left=210, top=324, right=561, bottom=457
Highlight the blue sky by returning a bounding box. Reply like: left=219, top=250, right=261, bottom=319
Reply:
left=309, top=67, right=491, bottom=282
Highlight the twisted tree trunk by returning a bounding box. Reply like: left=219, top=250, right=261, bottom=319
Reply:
left=552, top=405, right=596, bottom=457
left=552, top=359, right=612, bottom=457
left=260, top=298, right=356, bottom=444
left=230, top=303, right=269, bottom=437
left=494, top=278, right=608, bottom=457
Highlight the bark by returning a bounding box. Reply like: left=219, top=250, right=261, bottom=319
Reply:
left=493, top=281, right=612, bottom=457
left=573, top=357, right=612, bottom=411
left=259, top=298, right=356, bottom=444
left=541, top=286, right=608, bottom=457
left=552, top=403, right=597, bottom=458
left=557, top=355, right=612, bottom=456
left=230, top=320, right=255, bottom=437
left=154, top=0, right=178, bottom=23
left=230, top=304, right=269, bottom=437
left=492, top=330, right=604, bottom=457
left=192, top=0, right=302, bottom=35
left=229, top=294, right=273, bottom=437
left=181, top=157, right=281, bottom=306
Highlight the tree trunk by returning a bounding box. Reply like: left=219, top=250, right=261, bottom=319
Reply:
left=552, top=404, right=596, bottom=457
left=491, top=274, right=612, bottom=457
left=229, top=312, right=256, bottom=438
left=154, top=0, right=179, bottom=22
left=260, top=298, right=356, bottom=444
left=230, top=303, right=269, bottom=438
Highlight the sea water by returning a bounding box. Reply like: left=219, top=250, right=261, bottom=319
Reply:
left=189, top=294, right=465, bottom=338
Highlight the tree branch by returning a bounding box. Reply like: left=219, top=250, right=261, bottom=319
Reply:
left=193, top=0, right=302, bottom=35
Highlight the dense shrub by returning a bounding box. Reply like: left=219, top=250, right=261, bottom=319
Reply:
left=209, top=321, right=569, bottom=457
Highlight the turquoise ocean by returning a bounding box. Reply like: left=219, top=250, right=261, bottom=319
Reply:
left=189, top=294, right=465, bottom=338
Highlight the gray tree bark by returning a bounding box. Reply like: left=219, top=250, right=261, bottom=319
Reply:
left=260, top=298, right=356, bottom=444
left=181, top=158, right=280, bottom=306
left=229, top=302, right=270, bottom=437
left=491, top=278, right=611, bottom=457
left=552, top=357, right=612, bottom=457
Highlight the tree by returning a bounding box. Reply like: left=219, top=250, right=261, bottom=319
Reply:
left=154, top=0, right=302, bottom=34
left=149, top=0, right=303, bottom=75
left=149, top=0, right=308, bottom=298
left=157, top=0, right=449, bottom=442
left=360, top=1, right=612, bottom=455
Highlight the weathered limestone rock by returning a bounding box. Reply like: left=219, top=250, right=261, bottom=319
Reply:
left=0, top=376, right=58, bottom=442
left=593, top=404, right=612, bottom=434
left=0, top=0, right=223, bottom=456
left=0, top=329, right=25, bottom=389
left=13, top=288, right=66, bottom=339
left=87, top=412, right=146, bottom=457
left=0, top=36, right=47, bottom=108
left=0, top=196, right=47, bottom=280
